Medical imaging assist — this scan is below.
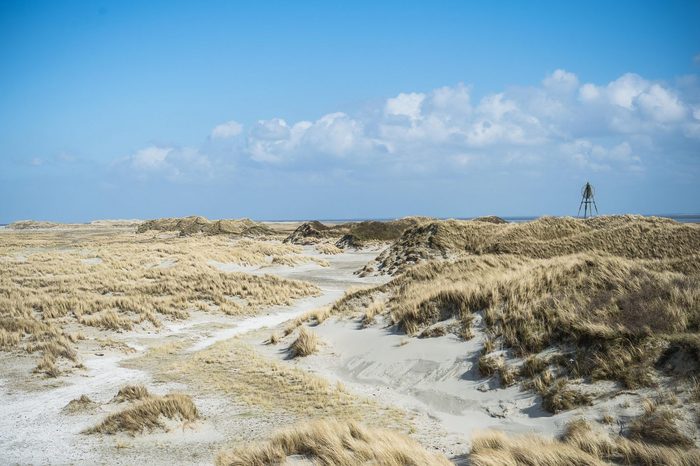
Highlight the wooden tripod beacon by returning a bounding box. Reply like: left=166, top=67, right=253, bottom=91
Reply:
left=577, top=181, right=598, bottom=218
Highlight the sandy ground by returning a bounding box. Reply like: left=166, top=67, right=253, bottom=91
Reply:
left=0, top=241, right=652, bottom=465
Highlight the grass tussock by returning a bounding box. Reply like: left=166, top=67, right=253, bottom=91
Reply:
left=471, top=419, right=700, bottom=466
left=63, top=394, right=98, bottom=414
left=216, top=418, right=452, bottom=466
left=627, top=399, right=694, bottom=448
left=289, top=327, right=319, bottom=358
left=86, top=392, right=198, bottom=435
left=0, top=228, right=320, bottom=375
left=315, top=242, right=343, bottom=255
left=113, top=384, right=150, bottom=402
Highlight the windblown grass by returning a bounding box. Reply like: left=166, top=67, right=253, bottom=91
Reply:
left=86, top=392, right=198, bottom=435
left=315, top=242, right=343, bottom=255
left=113, top=384, right=150, bottom=402
left=216, top=418, right=451, bottom=466
left=471, top=419, right=700, bottom=466
left=0, top=228, right=320, bottom=375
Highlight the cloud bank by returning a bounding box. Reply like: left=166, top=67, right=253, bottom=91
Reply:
left=125, top=69, right=700, bottom=180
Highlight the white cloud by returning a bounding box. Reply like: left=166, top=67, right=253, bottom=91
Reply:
left=385, top=92, right=425, bottom=120
left=210, top=120, right=243, bottom=139
left=120, top=69, right=700, bottom=180
left=578, top=83, right=600, bottom=102
left=606, top=73, right=648, bottom=109
left=637, top=84, right=686, bottom=122
left=543, top=69, right=579, bottom=93
left=131, top=146, right=172, bottom=171
left=123, top=145, right=213, bottom=180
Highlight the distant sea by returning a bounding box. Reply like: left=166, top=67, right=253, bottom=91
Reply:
left=1, top=214, right=699, bottom=227
left=287, top=214, right=700, bottom=224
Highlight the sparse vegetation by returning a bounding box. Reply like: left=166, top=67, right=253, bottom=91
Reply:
left=216, top=418, right=452, bottom=466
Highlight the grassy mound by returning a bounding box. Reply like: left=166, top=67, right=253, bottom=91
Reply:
left=409, top=254, right=696, bottom=384
left=216, top=418, right=451, bottom=466
left=136, top=216, right=275, bottom=237
left=86, top=392, right=198, bottom=435
left=368, top=215, right=700, bottom=275
left=284, top=217, right=431, bottom=246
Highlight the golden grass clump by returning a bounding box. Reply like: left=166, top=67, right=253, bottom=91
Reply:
left=113, top=384, right=150, bottom=402
left=216, top=418, right=452, bottom=466
left=627, top=399, right=694, bottom=448
left=289, top=327, right=319, bottom=358
left=0, top=228, right=321, bottom=375
left=315, top=242, right=343, bottom=255
left=63, top=394, right=98, bottom=414
left=471, top=419, right=700, bottom=466
left=86, top=392, right=198, bottom=435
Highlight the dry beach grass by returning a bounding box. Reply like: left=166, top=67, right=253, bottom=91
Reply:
left=216, top=418, right=452, bottom=466
left=0, top=228, right=320, bottom=376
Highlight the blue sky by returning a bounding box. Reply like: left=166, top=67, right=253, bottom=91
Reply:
left=1, top=0, right=699, bottom=222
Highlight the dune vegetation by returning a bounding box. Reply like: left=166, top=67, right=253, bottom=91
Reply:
left=331, top=216, right=700, bottom=425
left=365, top=215, right=700, bottom=275
left=86, top=388, right=198, bottom=435
left=216, top=418, right=452, bottom=466
left=0, top=228, right=320, bottom=376
left=136, top=216, right=276, bottom=237
left=284, top=217, right=431, bottom=246
left=470, top=418, right=700, bottom=466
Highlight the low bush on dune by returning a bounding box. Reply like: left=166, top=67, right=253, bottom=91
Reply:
left=216, top=418, right=452, bottom=466
left=85, top=391, right=198, bottom=435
